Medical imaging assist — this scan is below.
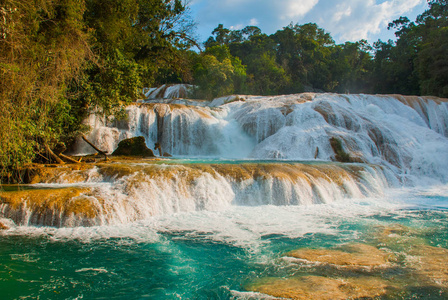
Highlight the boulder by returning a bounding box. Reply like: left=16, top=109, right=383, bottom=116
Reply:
left=112, top=137, right=155, bottom=157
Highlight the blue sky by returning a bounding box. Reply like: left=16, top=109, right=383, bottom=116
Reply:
left=188, top=0, right=429, bottom=44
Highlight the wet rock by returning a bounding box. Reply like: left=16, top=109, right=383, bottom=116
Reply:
left=154, top=142, right=172, bottom=157
left=0, top=220, right=9, bottom=230
left=246, top=275, right=390, bottom=300
left=0, top=188, right=100, bottom=227
left=246, top=224, right=448, bottom=299
left=247, top=243, right=397, bottom=298
left=112, top=136, right=155, bottom=157
left=285, top=243, right=395, bottom=271
left=330, top=137, right=352, bottom=163
left=375, top=224, right=428, bottom=252
left=376, top=224, right=448, bottom=288
left=0, top=218, right=15, bottom=230
left=408, top=245, right=448, bottom=287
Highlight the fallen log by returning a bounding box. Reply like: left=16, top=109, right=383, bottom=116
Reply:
left=43, top=143, right=65, bottom=165
left=59, top=153, right=81, bottom=164
left=82, top=135, right=108, bottom=161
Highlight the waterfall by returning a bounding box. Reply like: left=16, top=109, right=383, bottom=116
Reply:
left=74, top=103, right=256, bottom=158
left=144, top=84, right=195, bottom=99
left=0, top=162, right=394, bottom=227
left=74, top=93, right=448, bottom=183
left=2, top=92, right=447, bottom=227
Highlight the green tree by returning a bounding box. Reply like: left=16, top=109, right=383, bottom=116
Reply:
left=272, top=23, right=335, bottom=92
left=415, top=0, right=448, bottom=96
left=231, top=33, right=291, bottom=94
left=330, top=40, right=373, bottom=93
left=245, top=52, right=290, bottom=95
left=373, top=0, right=447, bottom=96
left=80, top=0, right=197, bottom=115
left=192, top=45, right=246, bottom=99
left=0, top=0, right=90, bottom=181
left=0, top=0, right=197, bottom=182
left=204, top=25, right=292, bottom=95
left=204, top=24, right=262, bottom=48
left=375, top=17, right=420, bottom=95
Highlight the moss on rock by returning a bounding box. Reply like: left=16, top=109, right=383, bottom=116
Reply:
left=0, top=187, right=100, bottom=226
left=330, top=137, right=352, bottom=162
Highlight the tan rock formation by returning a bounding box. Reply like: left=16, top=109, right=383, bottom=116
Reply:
left=246, top=275, right=390, bottom=300
left=285, top=243, right=394, bottom=270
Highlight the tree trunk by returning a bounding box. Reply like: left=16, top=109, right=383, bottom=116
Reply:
left=43, top=143, right=65, bottom=164
left=82, top=135, right=108, bottom=161
left=59, top=153, right=81, bottom=164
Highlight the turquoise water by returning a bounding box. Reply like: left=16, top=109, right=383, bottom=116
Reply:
left=142, top=157, right=336, bottom=165
left=1, top=187, right=447, bottom=299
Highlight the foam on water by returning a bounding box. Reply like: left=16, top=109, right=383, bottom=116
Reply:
left=230, top=290, right=281, bottom=300
left=2, top=91, right=448, bottom=298
left=73, top=93, right=448, bottom=184
left=1, top=186, right=411, bottom=247
left=1, top=183, right=447, bottom=299
left=0, top=162, right=393, bottom=227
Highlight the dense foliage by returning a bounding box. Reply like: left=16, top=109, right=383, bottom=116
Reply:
left=196, top=0, right=447, bottom=98
left=374, top=0, right=448, bottom=97
left=0, top=0, right=446, bottom=181
left=0, top=0, right=195, bottom=181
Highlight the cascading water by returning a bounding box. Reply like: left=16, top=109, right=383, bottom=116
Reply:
left=2, top=92, right=446, bottom=227
left=76, top=103, right=256, bottom=158
left=0, top=161, right=394, bottom=227
left=75, top=92, right=448, bottom=183
left=1, top=90, right=448, bottom=299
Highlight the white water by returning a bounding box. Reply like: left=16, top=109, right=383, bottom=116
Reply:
left=144, top=84, right=195, bottom=99
left=0, top=188, right=419, bottom=243
left=2, top=89, right=448, bottom=300
left=2, top=179, right=447, bottom=299
left=75, top=93, right=448, bottom=184
left=3, top=92, right=448, bottom=227
left=0, top=162, right=394, bottom=227
left=75, top=104, right=256, bottom=158
left=3, top=183, right=443, bottom=247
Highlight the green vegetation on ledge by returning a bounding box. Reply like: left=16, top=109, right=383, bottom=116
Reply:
left=330, top=137, right=352, bottom=163
left=0, top=0, right=195, bottom=182
left=0, top=0, right=447, bottom=183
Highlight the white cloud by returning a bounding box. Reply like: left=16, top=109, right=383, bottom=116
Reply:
left=230, top=24, right=244, bottom=30
left=249, top=18, right=259, bottom=26
left=304, top=0, right=425, bottom=41
left=282, top=0, right=319, bottom=20
left=190, top=0, right=427, bottom=43
left=332, top=5, right=352, bottom=23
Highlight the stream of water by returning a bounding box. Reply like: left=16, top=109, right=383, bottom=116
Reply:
left=1, top=92, right=448, bottom=298
left=0, top=185, right=447, bottom=299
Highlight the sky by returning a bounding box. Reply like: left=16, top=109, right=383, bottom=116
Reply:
left=188, top=0, right=429, bottom=45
